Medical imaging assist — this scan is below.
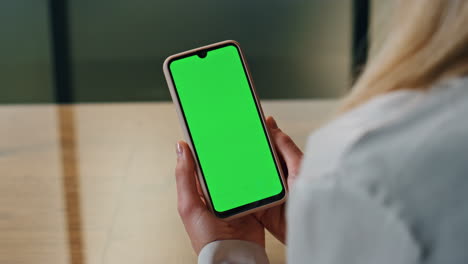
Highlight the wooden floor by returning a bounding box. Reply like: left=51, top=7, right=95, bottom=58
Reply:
left=0, top=100, right=337, bottom=264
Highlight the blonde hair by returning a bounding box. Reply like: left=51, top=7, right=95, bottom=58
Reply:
left=339, top=0, right=468, bottom=113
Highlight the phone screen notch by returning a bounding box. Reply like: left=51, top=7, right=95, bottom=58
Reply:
left=197, top=50, right=207, bottom=59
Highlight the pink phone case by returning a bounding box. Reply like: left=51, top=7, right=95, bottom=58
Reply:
left=163, top=40, right=287, bottom=220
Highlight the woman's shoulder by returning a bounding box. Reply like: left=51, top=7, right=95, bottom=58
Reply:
left=299, top=81, right=424, bottom=180
left=340, top=76, right=468, bottom=187
left=299, top=76, right=468, bottom=263
left=301, top=76, right=468, bottom=180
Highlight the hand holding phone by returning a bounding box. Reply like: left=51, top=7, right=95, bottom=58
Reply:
left=174, top=116, right=303, bottom=253
left=175, top=140, right=265, bottom=254
left=164, top=40, right=287, bottom=219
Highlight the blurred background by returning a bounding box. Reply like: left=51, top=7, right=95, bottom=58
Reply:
left=0, top=1, right=394, bottom=263
left=0, top=0, right=389, bottom=104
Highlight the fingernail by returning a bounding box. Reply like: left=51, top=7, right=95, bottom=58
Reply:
left=176, top=142, right=183, bottom=158
left=270, top=116, right=279, bottom=129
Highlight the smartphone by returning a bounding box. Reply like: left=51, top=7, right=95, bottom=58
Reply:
left=163, top=40, right=287, bottom=219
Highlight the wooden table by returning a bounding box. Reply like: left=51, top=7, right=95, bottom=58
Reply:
left=0, top=100, right=337, bottom=264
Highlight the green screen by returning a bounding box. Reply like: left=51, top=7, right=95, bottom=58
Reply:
left=169, top=44, right=283, bottom=213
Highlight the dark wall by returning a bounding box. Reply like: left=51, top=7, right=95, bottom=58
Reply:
left=0, top=0, right=353, bottom=103
left=0, top=1, right=53, bottom=103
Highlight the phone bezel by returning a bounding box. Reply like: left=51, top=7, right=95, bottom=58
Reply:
left=163, top=40, right=287, bottom=219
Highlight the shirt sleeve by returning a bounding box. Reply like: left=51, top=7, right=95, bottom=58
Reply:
left=198, top=240, right=269, bottom=264
left=287, top=176, right=421, bottom=264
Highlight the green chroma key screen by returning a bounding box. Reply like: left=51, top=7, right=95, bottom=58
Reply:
left=169, top=44, right=284, bottom=214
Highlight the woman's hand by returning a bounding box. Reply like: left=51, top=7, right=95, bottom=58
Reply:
left=175, top=116, right=302, bottom=253
left=175, top=141, right=265, bottom=254
left=254, top=116, right=303, bottom=244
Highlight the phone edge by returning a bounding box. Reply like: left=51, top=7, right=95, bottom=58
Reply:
left=162, top=40, right=288, bottom=221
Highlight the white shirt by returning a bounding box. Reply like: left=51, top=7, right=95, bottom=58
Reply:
left=199, top=77, right=468, bottom=264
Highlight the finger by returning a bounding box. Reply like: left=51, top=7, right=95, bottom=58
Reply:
left=266, top=116, right=278, bottom=130
left=175, top=141, right=205, bottom=217
left=267, top=117, right=303, bottom=177
left=265, top=116, right=289, bottom=176
left=274, top=132, right=303, bottom=177
left=194, top=175, right=207, bottom=205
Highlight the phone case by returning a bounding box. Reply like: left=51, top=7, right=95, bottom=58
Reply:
left=163, top=40, right=287, bottom=220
